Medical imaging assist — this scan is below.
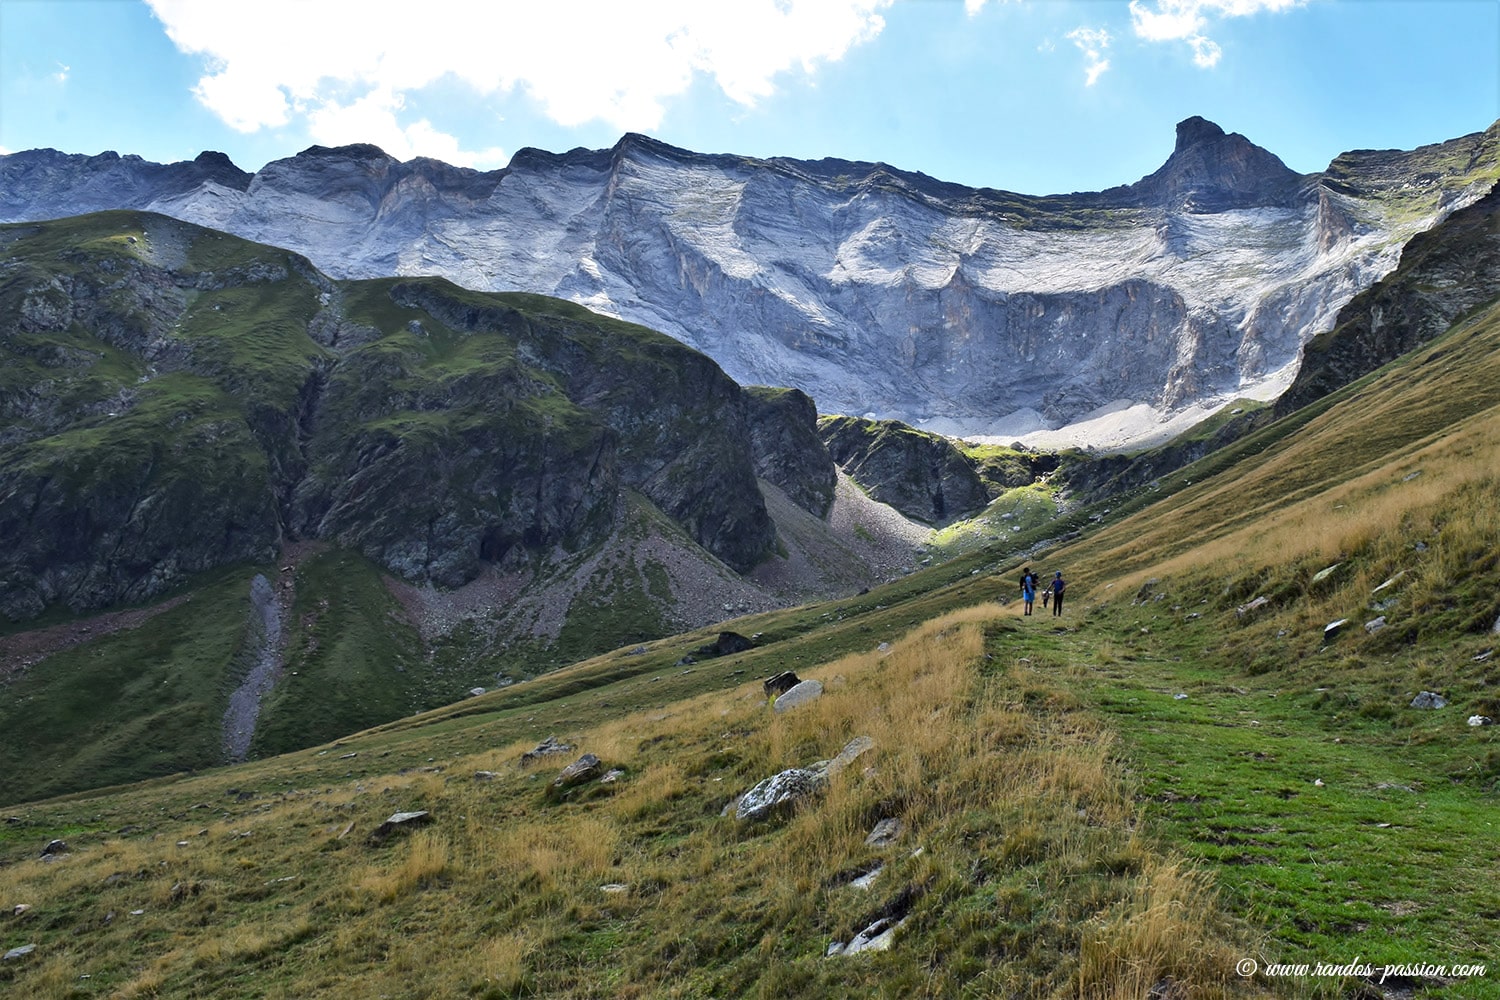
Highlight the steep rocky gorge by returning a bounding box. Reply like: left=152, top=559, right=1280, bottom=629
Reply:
left=5, top=118, right=1496, bottom=445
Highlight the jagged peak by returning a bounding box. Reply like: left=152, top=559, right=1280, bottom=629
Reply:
left=1174, top=116, right=1228, bottom=153
left=293, top=143, right=396, bottom=162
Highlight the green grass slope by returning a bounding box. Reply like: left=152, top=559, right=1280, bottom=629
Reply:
left=3, top=256, right=1500, bottom=997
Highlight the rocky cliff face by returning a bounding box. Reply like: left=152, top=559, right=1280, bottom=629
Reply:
left=0, top=212, right=776, bottom=620
left=819, top=415, right=992, bottom=525
left=5, top=120, right=1496, bottom=445
left=1275, top=183, right=1500, bottom=415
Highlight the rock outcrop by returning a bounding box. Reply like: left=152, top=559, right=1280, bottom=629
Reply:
left=820, top=415, right=991, bottom=524
left=1276, top=182, right=1500, bottom=415
left=0, top=212, right=774, bottom=620
left=5, top=120, right=1496, bottom=445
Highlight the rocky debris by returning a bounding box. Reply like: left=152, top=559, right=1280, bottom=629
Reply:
left=3, top=944, right=37, bottom=961
left=367, top=810, right=432, bottom=845
left=865, top=818, right=904, bottom=848
left=735, top=768, right=826, bottom=823
left=826, top=916, right=906, bottom=956
left=221, top=573, right=286, bottom=763
left=552, top=753, right=604, bottom=790
left=1468, top=716, right=1495, bottom=727
left=1323, top=619, right=1349, bottom=641
left=1236, top=596, right=1270, bottom=617
left=1372, top=572, right=1405, bottom=594
left=40, top=839, right=68, bottom=857
left=521, top=736, right=574, bottom=764
left=849, top=865, right=884, bottom=890
left=600, top=769, right=625, bottom=783
left=814, top=736, right=875, bottom=779
left=473, top=771, right=497, bottom=782
left=772, top=679, right=824, bottom=714
left=1311, top=563, right=1342, bottom=585
left=1410, top=691, right=1447, bottom=710
left=763, top=671, right=801, bottom=698
left=468, top=687, right=486, bottom=697
left=695, top=631, right=753, bottom=659
left=1365, top=616, right=1388, bottom=634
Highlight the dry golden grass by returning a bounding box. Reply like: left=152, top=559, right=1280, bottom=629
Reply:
left=1076, top=857, right=1239, bottom=999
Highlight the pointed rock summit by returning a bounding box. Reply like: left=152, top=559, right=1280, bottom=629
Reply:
left=1127, top=116, right=1304, bottom=211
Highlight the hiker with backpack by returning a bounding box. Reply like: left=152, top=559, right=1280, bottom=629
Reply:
left=1050, top=571, right=1067, bottom=616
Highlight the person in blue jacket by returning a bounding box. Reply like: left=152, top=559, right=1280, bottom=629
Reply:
left=1050, top=571, right=1067, bottom=616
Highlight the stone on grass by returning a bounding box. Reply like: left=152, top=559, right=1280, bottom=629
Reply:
left=553, top=753, right=604, bottom=789
left=368, top=811, right=432, bottom=845
left=865, top=818, right=904, bottom=848
left=468, top=687, right=486, bottom=697
left=828, top=916, right=907, bottom=956
left=817, top=736, right=875, bottom=779
left=1364, top=616, right=1388, bottom=634
left=1372, top=572, right=1405, bottom=594
left=3, top=944, right=36, bottom=961
left=473, top=771, right=497, bottom=782
left=1468, top=716, right=1494, bottom=727
left=772, top=679, right=824, bottom=713
left=1236, top=596, right=1269, bottom=618
left=40, top=839, right=68, bottom=857
left=520, top=736, right=574, bottom=764
left=1323, top=619, right=1349, bottom=640
left=763, top=671, right=801, bottom=699
left=600, top=769, right=625, bottom=783
left=1410, top=691, right=1447, bottom=710
left=850, top=865, right=883, bottom=890
left=735, top=768, right=825, bottom=822
left=1311, top=563, right=1342, bottom=585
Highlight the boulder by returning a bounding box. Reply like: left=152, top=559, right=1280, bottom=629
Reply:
left=865, top=818, right=904, bottom=848
left=553, top=753, right=604, bottom=789
left=40, top=839, right=67, bottom=857
left=772, top=679, right=824, bottom=714
left=3, top=944, right=37, bottom=961
left=1410, top=691, right=1447, bottom=710
left=698, top=631, right=754, bottom=658
left=827, top=916, right=907, bottom=957
left=521, top=736, right=574, bottom=764
left=1468, top=716, right=1494, bottom=727
left=763, top=671, right=801, bottom=699
left=823, top=736, right=875, bottom=778
left=735, top=768, right=825, bottom=822
left=1311, top=563, right=1342, bottom=585
left=1236, top=596, right=1269, bottom=617
left=368, top=810, right=432, bottom=845
left=1364, top=616, right=1388, bottom=634
left=1323, top=619, right=1349, bottom=640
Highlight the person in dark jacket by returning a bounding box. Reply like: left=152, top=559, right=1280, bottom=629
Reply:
left=1050, top=571, right=1066, bottom=616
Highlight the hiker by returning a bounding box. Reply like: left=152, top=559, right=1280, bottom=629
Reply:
left=1041, top=586, right=1051, bottom=610
left=1022, top=573, right=1036, bottom=615
left=1050, top=571, right=1067, bottom=616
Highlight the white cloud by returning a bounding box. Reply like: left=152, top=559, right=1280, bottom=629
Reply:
left=304, top=87, right=507, bottom=168
left=1128, top=0, right=1304, bottom=68
left=145, top=0, right=891, bottom=163
left=1065, top=26, right=1111, bottom=86
left=53, top=62, right=70, bottom=84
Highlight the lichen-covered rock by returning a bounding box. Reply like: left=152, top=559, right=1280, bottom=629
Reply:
left=772, top=679, right=824, bottom=714
left=552, top=753, right=604, bottom=789
left=735, top=767, right=825, bottom=822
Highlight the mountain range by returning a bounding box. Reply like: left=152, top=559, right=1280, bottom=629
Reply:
left=5, top=118, right=1497, bottom=445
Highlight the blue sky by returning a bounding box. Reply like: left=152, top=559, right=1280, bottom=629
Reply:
left=1, top=0, right=1496, bottom=196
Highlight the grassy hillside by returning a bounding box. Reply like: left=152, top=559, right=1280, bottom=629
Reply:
left=3, top=264, right=1500, bottom=997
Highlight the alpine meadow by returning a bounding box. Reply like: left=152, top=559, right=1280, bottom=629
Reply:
left=1, top=82, right=1499, bottom=1000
